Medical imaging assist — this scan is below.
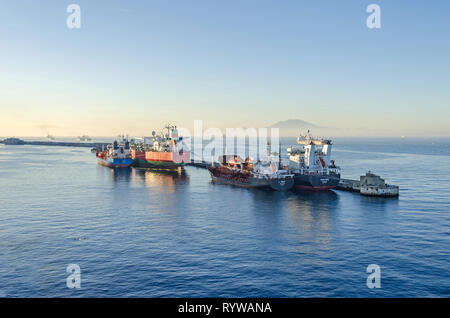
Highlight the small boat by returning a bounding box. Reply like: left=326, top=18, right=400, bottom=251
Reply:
left=96, top=136, right=132, bottom=168
left=208, top=155, right=294, bottom=191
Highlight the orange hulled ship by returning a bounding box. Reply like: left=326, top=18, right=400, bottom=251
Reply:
left=131, top=125, right=190, bottom=171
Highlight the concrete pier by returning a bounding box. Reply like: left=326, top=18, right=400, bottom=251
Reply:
left=335, top=178, right=361, bottom=192
left=335, top=173, right=399, bottom=197
left=186, top=160, right=212, bottom=169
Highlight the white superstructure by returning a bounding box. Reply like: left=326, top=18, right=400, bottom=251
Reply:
left=286, top=132, right=340, bottom=176
left=136, top=124, right=189, bottom=154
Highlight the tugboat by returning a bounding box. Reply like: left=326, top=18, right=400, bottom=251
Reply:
left=96, top=135, right=133, bottom=168
left=131, top=124, right=190, bottom=171
left=287, top=131, right=340, bottom=191
left=208, top=154, right=294, bottom=191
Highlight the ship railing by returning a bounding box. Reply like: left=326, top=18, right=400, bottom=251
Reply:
left=298, top=169, right=331, bottom=176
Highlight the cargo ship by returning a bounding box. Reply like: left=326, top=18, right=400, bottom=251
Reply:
left=131, top=125, right=190, bottom=171
left=78, top=135, right=91, bottom=142
left=287, top=132, right=340, bottom=191
left=208, top=154, right=294, bottom=191
left=96, top=136, right=133, bottom=168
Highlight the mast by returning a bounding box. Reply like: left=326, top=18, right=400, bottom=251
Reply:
left=278, top=143, right=281, bottom=170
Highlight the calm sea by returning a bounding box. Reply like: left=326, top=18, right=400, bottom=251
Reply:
left=0, top=137, right=449, bottom=297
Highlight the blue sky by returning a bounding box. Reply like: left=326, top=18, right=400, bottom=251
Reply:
left=0, top=0, right=449, bottom=136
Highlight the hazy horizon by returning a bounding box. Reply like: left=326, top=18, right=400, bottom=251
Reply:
left=1, top=1, right=449, bottom=137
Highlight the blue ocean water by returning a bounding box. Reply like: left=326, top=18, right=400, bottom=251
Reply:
left=0, top=138, right=449, bottom=297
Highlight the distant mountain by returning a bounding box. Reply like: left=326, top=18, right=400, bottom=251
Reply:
left=269, top=119, right=321, bottom=136
left=270, top=119, right=318, bottom=129
left=269, top=119, right=403, bottom=137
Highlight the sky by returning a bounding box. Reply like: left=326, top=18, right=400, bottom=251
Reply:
left=0, top=0, right=449, bottom=137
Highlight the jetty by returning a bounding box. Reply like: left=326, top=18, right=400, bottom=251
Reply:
left=186, top=160, right=211, bottom=169
left=336, top=172, right=399, bottom=197
left=336, top=179, right=361, bottom=192
left=0, top=138, right=105, bottom=149
left=186, top=162, right=399, bottom=197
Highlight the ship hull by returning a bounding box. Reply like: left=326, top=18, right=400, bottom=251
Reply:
left=267, top=177, right=295, bottom=191
left=97, top=158, right=133, bottom=168
left=131, top=150, right=189, bottom=170
left=209, top=171, right=294, bottom=191
left=210, top=173, right=268, bottom=189
left=293, top=173, right=340, bottom=191
left=133, top=159, right=185, bottom=170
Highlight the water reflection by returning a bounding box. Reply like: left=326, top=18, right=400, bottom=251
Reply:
left=97, top=167, right=190, bottom=191
left=248, top=188, right=294, bottom=208
left=285, top=190, right=340, bottom=241
left=109, top=167, right=132, bottom=183
left=245, top=188, right=340, bottom=231
left=358, top=194, right=400, bottom=215
left=96, top=166, right=132, bottom=183
left=291, top=188, right=339, bottom=202
left=131, top=168, right=189, bottom=193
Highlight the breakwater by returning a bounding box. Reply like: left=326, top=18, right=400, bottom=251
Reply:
left=0, top=138, right=105, bottom=148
